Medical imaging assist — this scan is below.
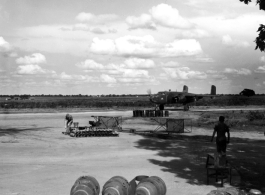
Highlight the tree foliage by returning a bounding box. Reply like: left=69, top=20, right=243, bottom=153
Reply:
left=239, top=0, right=265, bottom=51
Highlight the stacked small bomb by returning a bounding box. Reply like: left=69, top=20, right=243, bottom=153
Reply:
left=70, top=175, right=167, bottom=195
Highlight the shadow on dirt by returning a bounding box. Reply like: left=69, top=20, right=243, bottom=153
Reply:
left=135, top=133, right=265, bottom=190
left=0, top=127, right=48, bottom=137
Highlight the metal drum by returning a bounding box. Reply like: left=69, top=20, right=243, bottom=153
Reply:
left=249, top=189, right=262, bottom=195
left=155, top=110, right=162, bottom=117
left=149, top=110, right=155, bottom=117
left=142, top=110, right=145, bottom=117
left=136, top=176, right=166, bottom=195
left=71, top=176, right=100, bottom=195
left=164, top=111, right=169, bottom=117
left=74, top=122, right=79, bottom=128
left=145, top=110, right=149, bottom=117
left=102, top=176, right=129, bottom=195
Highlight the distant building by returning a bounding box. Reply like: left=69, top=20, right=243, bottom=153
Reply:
left=5, top=97, right=11, bottom=101
left=240, top=89, right=255, bottom=97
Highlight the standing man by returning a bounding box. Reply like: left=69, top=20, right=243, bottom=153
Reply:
left=65, top=113, right=73, bottom=134
left=211, top=116, right=230, bottom=155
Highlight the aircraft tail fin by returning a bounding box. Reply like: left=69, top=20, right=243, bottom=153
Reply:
left=211, top=85, right=216, bottom=95
left=183, top=85, right=188, bottom=93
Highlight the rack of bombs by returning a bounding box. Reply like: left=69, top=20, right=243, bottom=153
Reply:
left=70, top=175, right=167, bottom=195
left=133, top=110, right=169, bottom=118
left=207, top=188, right=263, bottom=195
left=68, top=123, right=119, bottom=138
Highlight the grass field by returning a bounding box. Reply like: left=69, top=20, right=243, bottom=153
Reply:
left=1, top=95, right=265, bottom=109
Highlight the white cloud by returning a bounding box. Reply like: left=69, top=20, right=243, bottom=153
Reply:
left=149, top=4, right=193, bottom=29
left=90, top=27, right=106, bottom=34
left=76, top=58, right=154, bottom=75
left=76, top=59, right=104, bottom=70
left=122, top=58, right=155, bottom=69
left=0, top=37, right=12, bottom=52
left=210, top=74, right=228, bottom=80
left=126, top=14, right=156, bottom=30
left=116, top=76, right=159, bottom=85
left=16, top=65, right=54, bottom=75
left=76, top=12, right=94, bottom=22
left=222, top=35, right=250, bottom=48
left=191, top=14, right=265, bottom=39
left=90, top=35, right=202, bottom=57
left=16, top=25, right=97, bottom=56
left=222, top=35, right=233, bottom=45
left=121, top=69, right=149, bottom=78
left=75, top=13, right=118, bottom=24
left=16, top=53, right=46, bottom=64
left=163, top=67, right=207, bottom=80
left=191, top=55, right=215, bottom=63
left=69, top=23, right=117, bottom=34
left=117, top=78, right=149, bottom=83
left=58, top=72, right=100, bottom=83
left=162, top=39, right=202, bottom=56
left=206, top=70, right=227, bottom=80
left=126, top=4, right=194, bottom=31
left=9, top=52, right=18, bottom=57
left=100, top=74, right=117, bottom=83
left=161, top=61, right=179, bottom=67
left=60, top=72, right=73, bottom=80
left=72, top=23, right=90, bottom=31
left=62, top=23, right=117, bottom=35
left=224, top=68, right=252, bottom=75
left=75, top=59, right=155, bottom=84
left=0, top=36, right=17, bottom=57
left=206, top=70, right=217, bottom=74
left=255, top=65, right=265, bottom=73
left=260, top=56, right=265, bottom=62
left=177, top=29, right=211, bottom=38
left=90, top=37, right=117, bottom=55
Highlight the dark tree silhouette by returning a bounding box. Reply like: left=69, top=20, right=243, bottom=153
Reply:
left=239, top=0, right=265, bottom=51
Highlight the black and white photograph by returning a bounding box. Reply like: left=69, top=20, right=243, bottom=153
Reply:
left=0, top=0, right=265, bottom=195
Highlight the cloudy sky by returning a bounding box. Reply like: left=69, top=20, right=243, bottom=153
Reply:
left=1, top=0, right=265, bottom=95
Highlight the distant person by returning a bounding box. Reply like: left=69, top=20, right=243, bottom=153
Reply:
left=65, top=113, right=73, bottom=134
left=89, top=116, right=99, bottom=127
left=211, top=116, right=230, bottom=155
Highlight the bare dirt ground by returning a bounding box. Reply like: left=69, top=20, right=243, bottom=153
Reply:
left=0, top=107, right=265, bottom=195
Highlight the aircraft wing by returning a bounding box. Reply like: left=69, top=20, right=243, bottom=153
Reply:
left=185, top=94, right=217, bottom=98
left=184, top=85, right=218, bottom=98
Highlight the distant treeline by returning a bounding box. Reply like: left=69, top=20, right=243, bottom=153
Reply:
left=0, top=96, right=152, bottom=109
left=1, top=93, right=265, bottom=98
left=190, top=95, right=265, bottom=107
left=0, top=95, right=265, bottom=109
left=0, top=94, right=148, bottom=98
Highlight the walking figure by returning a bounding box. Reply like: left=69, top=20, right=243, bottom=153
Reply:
left=211, top=116, right=230, bottom=155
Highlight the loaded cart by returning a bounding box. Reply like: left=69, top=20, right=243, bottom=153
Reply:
left=64, top=116, right=122, bottom=137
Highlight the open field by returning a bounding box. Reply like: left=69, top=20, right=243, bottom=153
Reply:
left=0, top=107, right=265, bottom=195
left=1, top=95, right=265, bottom=110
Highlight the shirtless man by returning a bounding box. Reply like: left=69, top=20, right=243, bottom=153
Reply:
left=65, top=113, right=73, bottom=134
left=211, top=116, right=230, bottom=154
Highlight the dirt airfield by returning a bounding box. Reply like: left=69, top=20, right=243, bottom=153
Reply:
left=0, top=107, right=265, bottom=195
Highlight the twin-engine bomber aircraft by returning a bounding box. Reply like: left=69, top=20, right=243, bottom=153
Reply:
left=148, top=85, right=216, bottom=111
